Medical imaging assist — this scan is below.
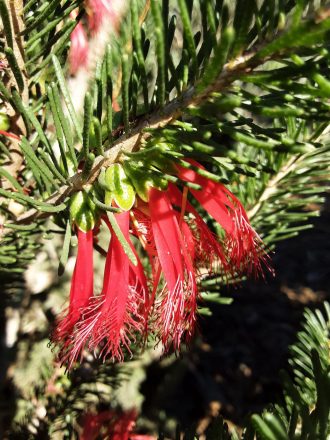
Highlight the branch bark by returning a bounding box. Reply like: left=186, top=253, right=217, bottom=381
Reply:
left=13, top=7, right=330, bottom=224
left=16, top=50, right=258, bottom=224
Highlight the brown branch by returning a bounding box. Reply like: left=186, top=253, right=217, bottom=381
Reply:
left=0, top=0, right=28, bottom=219
left=16, top=50, right=257, bottom=224
left=14, top=6, right=330, bottom=225
left=4, top=0, right=28, bottom=120
left=247, top=155, right=300, bottom=220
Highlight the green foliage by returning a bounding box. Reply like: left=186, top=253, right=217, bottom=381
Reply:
left=1, top=0, right=329, bottom=263
left=0, top=227, right=40, bottom=272
left=173, top=302, right=330, bottom=439
left=10, top=301, right=330, bottom=438
left=11, top=358, right=132, bottom=438
left=250, top=302, right=330, bottom=440
left=23, top=0, right=83, bottom=78
left=288, top=305, right=330, bottom=405
left=1, top=0, right=330, bottom=437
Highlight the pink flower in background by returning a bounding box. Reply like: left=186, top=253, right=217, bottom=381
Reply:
left=52, top=228, right=94, bottom=361
left=80, top=409, right=156, bottom=440
left=68, top=17, right=89, bottom=75
left=0, top=59, right=8, bottom=71
left=68, top=1, right=123, bottom=74
left=87, top=0, right=120, bottom=34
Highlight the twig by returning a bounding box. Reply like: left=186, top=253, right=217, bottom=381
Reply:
left=16, top=50, right=257, bottom=223
left=14, top=7, right=330, bottom=224
left=247, top=155, right=301, bottom=220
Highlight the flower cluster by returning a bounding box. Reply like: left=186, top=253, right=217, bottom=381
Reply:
left=52, top=160, right=270, bottom=368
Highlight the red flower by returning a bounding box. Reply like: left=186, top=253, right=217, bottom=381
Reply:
left=80, top=409, right=156, bottom=440
left=53, top=159, right=269, bottom=366
left=52, top=228, right=94, bottom=364
left=131, top=188, right=198, bottom=351
left=176, top=160, right=269, bottom=276
left=62, top=212, right=148, bottom=365
left=69, top=16, right=89, bottom=75
left=167, top=183, right=229, bottom=277
left=129, top=163, right=269, bottom=351
left=148, top=188, right=198, bottom=349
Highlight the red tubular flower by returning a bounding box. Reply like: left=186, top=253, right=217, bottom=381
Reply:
left=129, top=161, right=269, bottom=352
left=69, top=17, right=89, bottom=75
left=89, top=212, right=148, bottom=360
left=52, top=228, right=94, bottom=362
left=130, top=207, right=158, bottom=281
left=176, top=160, right=268, bottom=276
left=132, top=187, right=198, bottom=351
left=167, top=183, right=229, bottom=277
left=66, top=212, right=148, bottom=364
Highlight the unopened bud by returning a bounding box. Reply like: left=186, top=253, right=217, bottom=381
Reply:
left=104, top=163, right=136, bottom=210
left=70, top=190, right=97, bottom=232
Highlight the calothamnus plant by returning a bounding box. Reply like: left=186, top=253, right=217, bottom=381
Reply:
left=0, top=0, right=330, bottom=437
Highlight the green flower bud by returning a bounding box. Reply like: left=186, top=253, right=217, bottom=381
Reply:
left=0, top=112, right=10, bottom=131
left=70, top=190, right=97, bottom=232
left=104, top=163, right=136, bottom=211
